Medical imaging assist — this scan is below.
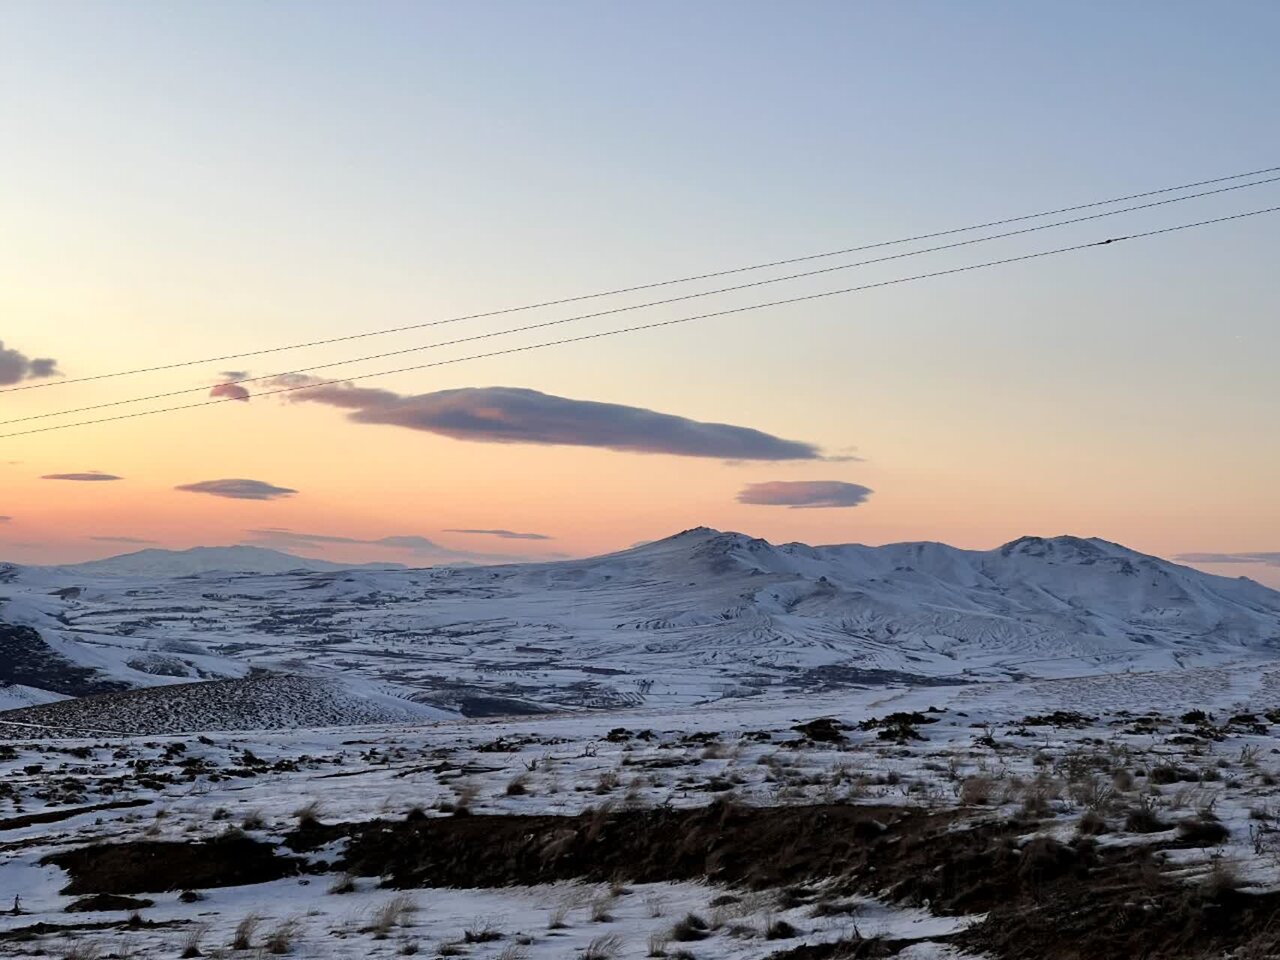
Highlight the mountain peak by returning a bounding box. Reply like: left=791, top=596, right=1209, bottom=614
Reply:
left=998, top=534, right=1124, bottom=560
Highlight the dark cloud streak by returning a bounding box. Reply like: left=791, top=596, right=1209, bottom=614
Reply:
left=737, top=480, right=873, bottom=509
left=1178, top=552, right=1280, bottom=568
left=42, top=472, right=123, bottom=482
left=268, top=378, right=824, bottom=461
left=175, top=479, right=297, bottom=500
left=445, top=528, right=553, bottom=541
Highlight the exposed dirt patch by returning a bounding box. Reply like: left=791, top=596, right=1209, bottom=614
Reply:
left=766, top=937, right=942, bottom=959
left=42, top=834, right=304, bottom=894
left=0, top=918, right=184, bottom=943
left=954, top=849, right=1280, bottom=960
left=0, top=799, right=150, bottom=831
left=66, top=893, right=155, bottom=912
left=306, top=801, right=928, bottom=890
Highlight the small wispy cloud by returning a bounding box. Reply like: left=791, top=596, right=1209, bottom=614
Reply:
left=737, top=480, right=873, bottom=509
left=1177, top=552, right=1280, bottom=568
left=211, top=384, right=250, bottom=401
left=0, top=341, right=60, bottom=386
left=0, top=516, right=11, bottom=523
left=444, top=528, right=554, bottom=541
left=41, top=471, right=123, bottom=482
left=210, top=371, right=251, bottom=402
left=175, top=478, right=297, bottom=500
left=89, top=535, right=160, bottom=544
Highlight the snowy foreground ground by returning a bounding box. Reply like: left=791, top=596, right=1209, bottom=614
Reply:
left=6, top=665, right=1280, bottom=959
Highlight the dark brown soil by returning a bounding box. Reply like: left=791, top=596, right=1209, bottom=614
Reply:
left=42, top=833, right=303, bottom=894
left=0, top=799, right=150, bottom=832
left=311, top=801, right=927, bottom=890
left=66, top=893, right=155, bottom=912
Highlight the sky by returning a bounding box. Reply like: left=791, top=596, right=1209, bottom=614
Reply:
left=2, top=1, right=1279, bottom=585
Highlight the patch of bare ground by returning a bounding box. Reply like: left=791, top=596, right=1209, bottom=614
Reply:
left=307, top=801, right=937, bottom=890
left=41, top=833, right=304, bottom=894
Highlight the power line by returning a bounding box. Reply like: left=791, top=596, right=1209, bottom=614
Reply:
left=3, top=203, right=1275, bottom=440
left=6, top=174, right=1278, bottom=428
left=4, top=162, right=1279, bottom=395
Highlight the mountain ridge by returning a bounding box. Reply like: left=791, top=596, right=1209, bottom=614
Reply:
left=52, top=544, right=407, bottom=577
left=2, top=527, right=1278, bottom=725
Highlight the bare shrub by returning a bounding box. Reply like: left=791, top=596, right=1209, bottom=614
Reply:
left=61, top=941, right=102, bottom=960
left=328, top=873, right=357, bottom=895
left=231, top=914, right=262, bottom=951
left=670, top=913, right=711, bottom=942
left=463, top=918, right=503, bottom=943
left=548, top=902, right=571, bottom=930
left=1077, top=810, right=1109, bottom=836
left=644, top=891, right=668, bottom=917
left=590, top=894, right=617, bottom=922
left=958, top=776, right=993, bottom=805
left=451, top=780, right=480, bottom=811
left=264, top=919, right=302, bottom=955
left=810, top=898, right=860, bottom=917
left=293, top=800, right=323, bottom=827
left=583, top=934, right=623, bottom=960
left=648, top=931, right=670, bottom=957
left=596, top=771, right=620, bottom=794
left=506, top=773, right=530, bottom=796
left=765, top=918, right=798, bottom=940
left=1020, top=773, right=1058, bottom=818
left=240, top=810, right=266, bottom=831
left=1202, top=856, right=1244, bottom=897
left=1124, top=796, right=1170, bottom=833
left=1069, top=775, right=1116, bottom=813
left=180, top=922, right=210, bottom=958
left=1178, top=815, right=1231, bottom=846
left=371, top=894, right=419, bottom=938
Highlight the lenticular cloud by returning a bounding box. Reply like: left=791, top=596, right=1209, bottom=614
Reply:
left=267, top=378, right=826, bottom=461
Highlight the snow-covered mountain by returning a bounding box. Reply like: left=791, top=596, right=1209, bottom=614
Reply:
left=2, top=528, right=1278, bottom=727
left=59, top=545, right=405, bottom=577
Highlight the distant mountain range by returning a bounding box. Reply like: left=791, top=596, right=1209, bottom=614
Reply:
left=56, top=545, right=406, bottom=577
left=2, top=528, right=1278, bottom=729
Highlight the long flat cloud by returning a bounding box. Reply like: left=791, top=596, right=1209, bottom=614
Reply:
left=175, top=478, right=297, bottom=500
left=737, top=480, right=873, bottom=508
left=1177, top=552, right=1280, bottom=568
left=268, top=378, right=824, bottom=460
left=90, top=535, right=160, bottom=544
left=445, top=528, right=553, bottom=541
left=42, top=471, right=123, bottom=482
left=0, top=341, right=60, bottom=386
left=246, top=527, right=533, bottom=565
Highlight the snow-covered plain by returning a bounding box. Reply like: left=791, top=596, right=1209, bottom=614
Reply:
left=5, top=529, right=1280, bottom=958
left=5, top=670, right=1280, bottom=958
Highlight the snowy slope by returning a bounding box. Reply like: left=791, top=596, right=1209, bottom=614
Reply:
left=2, top=528, right=1278, bottom=722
